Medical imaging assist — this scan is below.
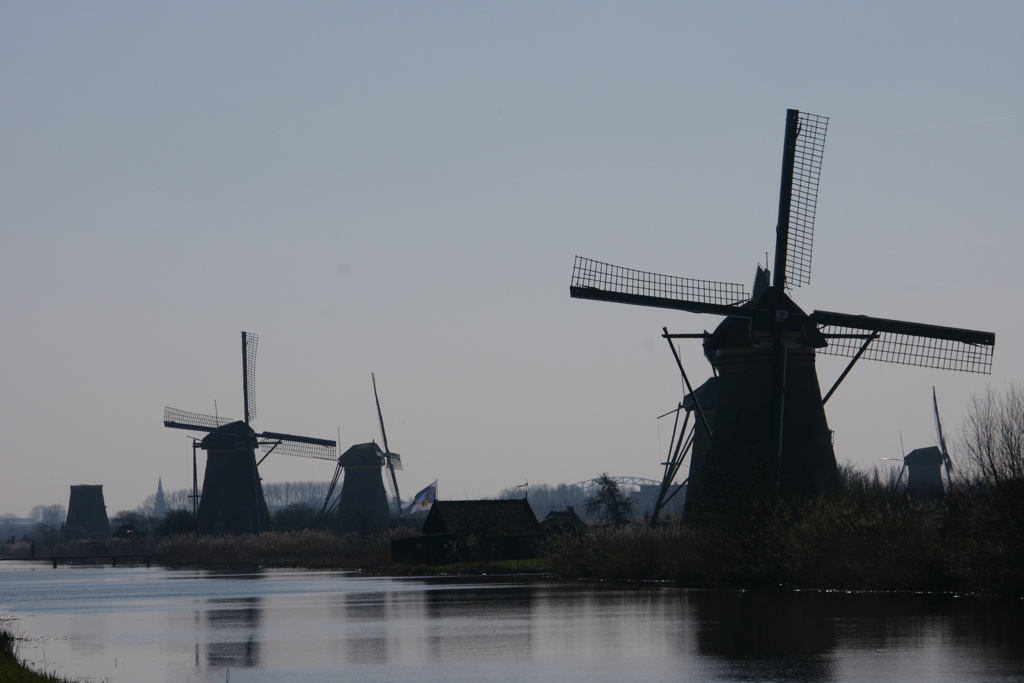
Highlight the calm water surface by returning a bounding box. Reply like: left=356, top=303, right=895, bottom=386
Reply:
left=1, top=562, right=1022, bottom=682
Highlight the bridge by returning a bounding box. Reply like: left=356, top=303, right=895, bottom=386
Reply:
left=568, top=476, right=664, bottom=495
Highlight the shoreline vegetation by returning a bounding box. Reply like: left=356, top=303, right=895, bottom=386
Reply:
left=0, top=622, right=73, bottom=683
left=8, top=466, right=1021, bottom=595
left=544, top=475, right=1023, bottom=595
left=166, top=466, right=1024, bottom=597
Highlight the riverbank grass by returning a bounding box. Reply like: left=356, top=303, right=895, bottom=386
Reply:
left=541, top=474, right=1024, bottom=594
left=0, top=623, right=74, bottom=683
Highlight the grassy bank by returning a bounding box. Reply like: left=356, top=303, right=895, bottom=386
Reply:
left=155, top=528, right=394, bottom=568
left=0, top=623, right=73, bottom=683
left=541, top=474, right=1024, bottom=595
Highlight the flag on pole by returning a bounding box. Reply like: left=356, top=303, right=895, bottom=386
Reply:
left=401, top=480, right=437, bottom=516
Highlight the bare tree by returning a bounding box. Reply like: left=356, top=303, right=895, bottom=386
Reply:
left=585, top=473, right=634, bottom=526
left=956, top=382, right=1024, bottom=485
left=30, top=504, right=66, bottom=527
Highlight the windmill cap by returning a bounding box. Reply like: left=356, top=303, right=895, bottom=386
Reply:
left=705, top=286, right=827, bottom=351
left=904, top=446, right=944, bottom=466
left=339, top=442, right=385, bottom=468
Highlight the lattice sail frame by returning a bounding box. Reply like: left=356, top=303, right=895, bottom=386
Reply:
left=785, top=111, right=828, bottom=288
left=818, top=326, right=994, bottom=374
left=243, top=331, right=258, bottom=423
left=258, top=435, right=336, bottom=462
left=571, top=256, right=748, bottom=307
left=164, top=406, right=235, bottom=431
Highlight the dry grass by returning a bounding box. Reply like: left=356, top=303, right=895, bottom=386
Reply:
left=156, top=529, right=395, bottom=568
left=542, top=470, right=1024, bottom=594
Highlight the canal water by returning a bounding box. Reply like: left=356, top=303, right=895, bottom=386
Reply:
left=1, top=562, right=1022, bottom=682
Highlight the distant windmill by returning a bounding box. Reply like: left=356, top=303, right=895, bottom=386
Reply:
left=63, top=485, right=111, bottom=542
left=164, top=332, right=337, bottom=535
left=320, top=373, right=403, bottom=532
left=570, top=109, right=994, bottom=523
left=895, top=387, right=956, bottom=497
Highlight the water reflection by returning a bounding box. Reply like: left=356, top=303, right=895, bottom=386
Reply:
left=690, top=591, right=837, bottom=681
left=341, top=591, right=389, bottom=664
left=946, top=595, right=1024, bottom=657
left=199, top=595, right=262, bottom=668
left=2, top=565, right=1023, bottom=683
left=424, top=586, right=536, bottom=663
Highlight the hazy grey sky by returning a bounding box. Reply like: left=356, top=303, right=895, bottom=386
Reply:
left=3, top=2, right=1021, bottom=516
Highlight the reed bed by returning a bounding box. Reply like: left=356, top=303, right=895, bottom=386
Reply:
left=157, top=529, right=395, bottom=569
left=541, top=474, right=1024, bottom=595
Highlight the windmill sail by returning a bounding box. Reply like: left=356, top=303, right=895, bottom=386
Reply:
left=164, top=406, right=235, bottom=433
left=570, top=256, right=749, bottom=317
left=242, top=331, right=258, bottom=425
left=774, top=110, right=828, bottom=289
left=933, top=387, right=954, bottom=486
left=258, top=432, right=337, bottom=461
left=814, top=310, right=994, bottom=374
left=373, top=373, right=402, bottom=516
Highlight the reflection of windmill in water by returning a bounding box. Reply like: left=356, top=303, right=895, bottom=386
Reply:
left=164, top=332, right=337, bottom=535
left=571, top=109, right=995, bottom=524
left=321, top=373, right=403, bottom=533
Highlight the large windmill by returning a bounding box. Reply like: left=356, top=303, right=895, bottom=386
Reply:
left=164, top=332, right=337, bottom=535
left=570, top=109, right=994, bottom=523
left=320, top=373, right=403, bottom=532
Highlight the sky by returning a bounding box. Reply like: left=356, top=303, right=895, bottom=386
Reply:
left=2, top=2, right=1022, bottom=517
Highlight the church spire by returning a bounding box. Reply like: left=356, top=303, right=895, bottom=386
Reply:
left=154, top=477, right=167, bottom=518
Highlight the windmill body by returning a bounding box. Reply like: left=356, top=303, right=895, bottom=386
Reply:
left=686, top=288, right=839, bottom=519
left=63, top=484, right=111, bottom=541
left=571, top=110, right=994, bottom=524
left=322, top=375, right=404, bottom=533
left=195, top=421, right=272, bottom=535
left=164, top=332, right=337, bottom=535
left=332, top=442, right=392, bottom=533
left=903, top=446, right=945, bottom=497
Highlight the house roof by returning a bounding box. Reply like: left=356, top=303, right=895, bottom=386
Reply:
left=540, top=508, right=589, bottom=533
left=422, top=499, right=541, bottom=536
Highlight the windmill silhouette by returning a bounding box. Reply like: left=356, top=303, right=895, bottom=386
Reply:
left=570, top=109, right=994, bottom=523
left=884, top=388, right=954, bottom=497
left=320, top=373, right=403, bottom=532
left=164, top=332, right=337, bottom=534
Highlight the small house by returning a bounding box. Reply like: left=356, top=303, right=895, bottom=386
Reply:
left=540, top=506, right=589, bottom=535
left=392, top=499, right=543, bottom=565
